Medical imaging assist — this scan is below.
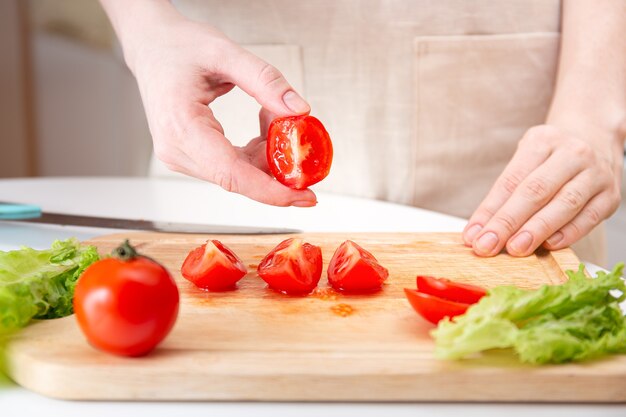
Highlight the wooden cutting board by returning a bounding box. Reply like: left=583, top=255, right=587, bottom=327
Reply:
left=4, top=232, right=626, bottom=402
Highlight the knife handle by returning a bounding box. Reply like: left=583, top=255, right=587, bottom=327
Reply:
left=0, top=203, right=42, bottom=220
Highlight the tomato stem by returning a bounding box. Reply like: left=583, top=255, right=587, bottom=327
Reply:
left=112, top=239, right=138, bottom=261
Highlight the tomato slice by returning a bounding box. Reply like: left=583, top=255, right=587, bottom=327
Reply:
left=181, top=240, right=247, bottom=291
left=404, top=289, right=471, bottom=325
left=266, top=115, right=333, bottom=189
left=257, top=238, right=322, bottom=295
left=328, top=240, right=389, bottom=293
left=416, top=276, right=486, bottom=304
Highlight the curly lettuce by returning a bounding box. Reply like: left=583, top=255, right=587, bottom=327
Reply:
left=0, top=239, right=99, bottom=333
left=433, top=263, right=626, bottom=364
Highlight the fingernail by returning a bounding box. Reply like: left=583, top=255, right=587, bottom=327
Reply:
left=546, top=231, right=564, bottom=247
left=464, top=224, right=482, bottom=244
left=475, top=232, right=499, bottom=254
left=282, top=91, right=310, bottom=114
left=292, top=200, right=317, bottom=207
left=509, top=231, right=533, bottom=254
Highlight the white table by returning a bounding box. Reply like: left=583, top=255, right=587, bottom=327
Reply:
left=0, top=177, right=622, bottom=417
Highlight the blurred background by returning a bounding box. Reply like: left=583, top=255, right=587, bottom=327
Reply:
left=0, top=0, right=624, bottom=264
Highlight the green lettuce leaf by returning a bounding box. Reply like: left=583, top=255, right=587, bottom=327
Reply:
left=432, top=263, right=626, bottom=364
left=0, top=239, right=99, bottom=333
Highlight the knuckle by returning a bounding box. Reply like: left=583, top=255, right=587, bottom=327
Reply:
left=566, top=220, right=583, bottom=239
left=499, top=172, right=524, bottom=194
left=493, top=213, right=518, bottom=234
left=569, top=141, right=593, bottom=160
left=521, top=177, right=551, bottom=202
left=582, top=206, right=602, bottom=225
left=257, top=63, right=285, bottom=89
left=558, top=188, right=586, bottom=210
left=213, top=165, right=239, bottom=194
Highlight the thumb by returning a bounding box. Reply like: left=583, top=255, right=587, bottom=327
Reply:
left=225, top=47, right=310, bottom=116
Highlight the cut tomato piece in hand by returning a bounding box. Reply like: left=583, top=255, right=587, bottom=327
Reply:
left=181, top=240, right=247, bottom=291
left=266, top=115, right=333, bottom=190
left=404, top=289, right=471, bottom=325
left=257, top=238, right=322, bottom=295
left=328, top=240, right=389, bottom=293
left=416, top=275, right=486, bottom=304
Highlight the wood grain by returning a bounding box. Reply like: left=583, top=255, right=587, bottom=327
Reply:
left=5, top=232, right=625, bottom=402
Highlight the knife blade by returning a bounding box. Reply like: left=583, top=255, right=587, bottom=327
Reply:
left=0, top=203, right=299, bottom=235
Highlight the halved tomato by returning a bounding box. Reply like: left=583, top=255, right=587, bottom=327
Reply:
left=257, top=238, right=322, bottom=295
left=416, top=275, right=486, bottom=304
left=404, top=289, right=471, bottom=325
left=327, top=240, right=388, bottom=293
left=266, top=115, right=333, bottom=189
left=181, top=240, right=247, bottom=291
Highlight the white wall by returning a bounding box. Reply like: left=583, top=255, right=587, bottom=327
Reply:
left=33, top=33, right=151, bottom=176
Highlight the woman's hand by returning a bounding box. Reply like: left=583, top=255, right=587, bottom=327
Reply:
left=463, top=124, right=624, bottom=257
left=100, top=0, right=316, bottom=207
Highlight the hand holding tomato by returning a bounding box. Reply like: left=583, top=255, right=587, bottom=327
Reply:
left=74, top=240, right=179, bottom=357
left=99, top=0, right=316, bottom=207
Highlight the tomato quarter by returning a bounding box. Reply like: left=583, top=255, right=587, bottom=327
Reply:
left=74, top=240, right=179, bottom=357
left=266, top=115, right=333, bottom=189
left=181, top=240, right=247, bottom=291
left=328, top=240, right=388, bottom=293
left=257, top=238, right=322, bottom=295
left=416, top=275, right=486, bottom=304
left=404, top=289, right=470, bottom=325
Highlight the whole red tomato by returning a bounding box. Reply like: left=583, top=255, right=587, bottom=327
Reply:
left=266, top=115, right=333, bottom=189
left=74, top=240, right=179, bottom=357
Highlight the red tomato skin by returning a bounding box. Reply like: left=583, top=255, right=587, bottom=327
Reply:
left=181, top=240, right=247, bottom=291
left=416, top=276, right=486, bottom=304
left=404, top=288, right=470, bottom=325
left=257, top=238, right=323, bottom=295
left=266, top=115, right=333, bottom=190
left=327, top=240, right=389, bottom=293
left=74, top=256, right=179, bottom=357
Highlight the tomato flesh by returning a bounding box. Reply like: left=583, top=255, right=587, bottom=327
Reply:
left=257, top=238, right=322, bottom=295
left=267, top=115, right=333, bottom=189
left=181, top=240, right=247, bottom=291
left=404, top=288, right=470, bottom=325
left=328, top=240, right=388, bottom=293
left=74, top=254, right=179, bottom=357
left=416, top=275, right=486, bottom=304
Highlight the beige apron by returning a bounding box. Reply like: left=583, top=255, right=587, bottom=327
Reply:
left=164, top=0, right=606, bottom=265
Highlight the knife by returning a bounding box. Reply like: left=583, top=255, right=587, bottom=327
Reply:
left=0, top=203, right=300, bottom=235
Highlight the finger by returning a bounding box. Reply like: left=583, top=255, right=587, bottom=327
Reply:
left=472, top=151, right=584, bottom=257
left=181, top=117, right=316, bottom=207
left=463, top=129, right=554, bottom=246
left=224, top=47, right=310, bottom=116
left=238, top=136, right=268, bottom=173
left=238, top=108, right=279, bottom=172
left=222, top=158, right=317, bottom=207
left=259, top=107, right=278, bottom=136
left=543, top=191, right=620, bottom=251
left=505, top=172, right=600, bottom=256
